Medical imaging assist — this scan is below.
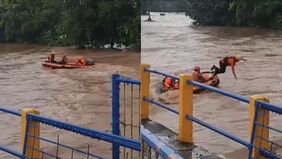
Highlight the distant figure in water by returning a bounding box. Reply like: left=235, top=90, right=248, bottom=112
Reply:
left=147, top=12, right=152, bottom=21
left=211, top=55, right=246, bottom=79
left=145, top=12, right=155, bottom=22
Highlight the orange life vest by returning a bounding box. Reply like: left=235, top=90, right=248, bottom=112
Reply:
left=77, top=58, right=87, bottom=66
left=163, top=77, right=179, bottom=90
left=164, top=77, right=173, bottom=89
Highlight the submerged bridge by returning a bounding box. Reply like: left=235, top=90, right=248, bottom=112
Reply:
left=0, top=64, right=282, bottom=159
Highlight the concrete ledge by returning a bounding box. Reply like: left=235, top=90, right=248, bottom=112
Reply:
left=142, top=119, right=222, bottom=159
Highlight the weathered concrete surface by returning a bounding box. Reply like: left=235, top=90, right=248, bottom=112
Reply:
left=142, top=119, right=223, bottom=159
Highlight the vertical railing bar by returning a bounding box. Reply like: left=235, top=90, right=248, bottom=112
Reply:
left=148, top=147, right=151, bottom=159
left=56, top=135, right=59, bottom=159
left=112, top=74, right=121, bottom=159
left=71, top=149, right=73, bottom=159
left=270, top=141, right=273, bottom=153
left=259, top=109, right=266, bottom=150
left=258, top=136, right=282, bottom=148
left=41, top=151, right=44, bottom=159
left=23, top=115, right=31, bottom=159
left=123, top=83, right=126, bottom=159
left=155, top=151, right=158, bottom=159
left=248, top=101, right=260, bottom=159
left=138, top=86, right=141, bottom=159
left=141, top=140, right=144, bottom=159
left=130, top=84, right=133, bottom=159
left=31, top=122, right=36, bottom=159
left=87, top=144, right=90, bottom=159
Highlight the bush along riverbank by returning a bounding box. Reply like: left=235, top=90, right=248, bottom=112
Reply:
left=0, top=0, right=140, bottom=49
left=185, top=0, right=282, bottom=29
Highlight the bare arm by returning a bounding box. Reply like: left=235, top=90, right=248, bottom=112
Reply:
left=231, top=65, right=237, bottom=79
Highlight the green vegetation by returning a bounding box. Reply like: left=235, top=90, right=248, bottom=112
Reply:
left=185, top=0, right=282, bottom=29
left=141, top=0, right=186, bottom=14
left=0, top=0, right=140, bottom=49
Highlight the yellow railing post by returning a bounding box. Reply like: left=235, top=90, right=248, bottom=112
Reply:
left=21, top=108, right=40, bottom=159
left=250, top=95, right=270, bottom=159
left=178, top=74, right=193, bottom=143
left=140, top=64, right=151, bottom=120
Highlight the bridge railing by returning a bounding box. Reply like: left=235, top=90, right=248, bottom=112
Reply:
left=112, top=74, right=185, bottom=159
left=0, top=106, right=141, bottom=159
left=140, top=64, right=282, bottom=159
left=141, top=127, right=183, bottom=159
left=112, top=74, right=141, bottom=159
left=24, top=110, right=140, bottom=159
left=0, top=108, right=23, bottom=158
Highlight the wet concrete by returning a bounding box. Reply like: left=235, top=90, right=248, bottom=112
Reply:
left=142, top=119, right=222, bottom=159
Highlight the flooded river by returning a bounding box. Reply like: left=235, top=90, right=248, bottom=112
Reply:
left=142, top=12, right=282, bottom=158
left=0, top=44, right=140, bottom=158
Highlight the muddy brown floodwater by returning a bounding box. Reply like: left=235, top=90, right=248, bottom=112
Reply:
left=0, top=44, right=140, bottom=159
left=142, top=12, right=282, bottom=158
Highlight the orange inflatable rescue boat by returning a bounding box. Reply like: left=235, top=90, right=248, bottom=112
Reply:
left=42, top=62, right=86, bottom=69
left=42, top=54, right=95, bottom=69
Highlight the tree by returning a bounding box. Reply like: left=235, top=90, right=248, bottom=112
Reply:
left=0, top=0, right=140, bottom=48
left=185, top=0, right=235, bottom=25
left=185, top=0, right=282, bottom=29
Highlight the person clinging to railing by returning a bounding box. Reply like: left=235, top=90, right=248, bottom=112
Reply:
left=210, top=55, right=247, bottom=79
left=192, top=66, right=205, bottom=83
left=163, top=67, right=206, bottom=91
left=163, top=72, right=179, bottom=91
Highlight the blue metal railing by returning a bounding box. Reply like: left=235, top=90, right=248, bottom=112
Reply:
left=1, top=105, right=141, bottom=159
left=116, top=76, right=141, bottom=85
left=0, top=107, right=21, bottom=116
left=144, top=97, right=251, bottom=149
left=248, top=102, right=282, bottom=159
left=259, top=101, right=282, bottom=115
left=0, top=146, right=23, bottom=158
left=145, top=68, right=179, bottom=80
left=187, top=115, right=250, bottom=147
left=143, top=97, right=179, bottom=115
left=26, top=134, right=103, bottom=159
left=112, top=74, right=121, bottom=158
left=112, top=74, right=141, bottom=159
left=27, top=113, right=140, bottom=151
left=143, top=68, right=282, bottom=159
left=0, top=107, right=23, bottom=158
left=189, top=80, right=250, bottom=103
left=141, top=128, right=183, bottom=159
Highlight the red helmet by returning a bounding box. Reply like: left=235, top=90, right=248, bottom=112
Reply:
left=194, top=66, right=200, bottom=71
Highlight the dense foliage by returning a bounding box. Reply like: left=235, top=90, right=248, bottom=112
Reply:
left=185, top=0, right=234, bottom=25
left=185, top=0, right=282, bottom=29
left=0, top=0, right=140, bottom=49
left=141, top=0, right=186, bottom=14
